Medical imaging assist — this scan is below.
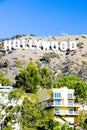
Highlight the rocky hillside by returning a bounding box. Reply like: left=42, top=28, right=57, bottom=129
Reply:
left=0, top=34, right=87, bottom=83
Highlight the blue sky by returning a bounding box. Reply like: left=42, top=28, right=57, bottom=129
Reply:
left=0, top=0, right=87, bottom=38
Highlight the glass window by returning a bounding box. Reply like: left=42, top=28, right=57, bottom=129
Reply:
left=69, top=109, right=73, bottom=114
left=68, top=93, right=73, bottom=98
left=55, top=99, right=61, bottom=105
left=68, top=101, right=73, bottom=106
left=54, top=93, right=61, bottom=98
left=55, top=108, right=60, bottom=114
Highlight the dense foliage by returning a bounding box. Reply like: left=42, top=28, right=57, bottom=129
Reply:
left=54, top=75, right=87, bottom=106
left=1, top=61, right=87, bottom=130
left=15, top=61, right=53, bottom=92
left=39, top=67, right=53, bottom=88
left=0, top=70, right=11, bottom=86
left=21, top=96, right=54, bottom=130
left=15, top=61, right=40, bottom=93
left=79, top=110, right=87, bottom=129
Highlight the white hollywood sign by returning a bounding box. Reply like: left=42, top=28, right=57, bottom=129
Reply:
left=4, top=39, right=77, bottom=51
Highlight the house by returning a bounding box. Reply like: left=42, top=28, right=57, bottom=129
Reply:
left=38, top=87, right=80, bottom=125
left=0, top=84, right=22, bottom=130
left=0, top=84, right=14, bottom=105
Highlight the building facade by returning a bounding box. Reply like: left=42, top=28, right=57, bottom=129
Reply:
left=0, top=84, right=22, bottom=130
left=38, top=87, right=79, bottom=124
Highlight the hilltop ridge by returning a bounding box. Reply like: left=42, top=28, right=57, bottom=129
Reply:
left=0, top=34, right=87, bottom=83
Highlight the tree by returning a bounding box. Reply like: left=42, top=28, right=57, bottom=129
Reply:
left=74, top=81, right=87, bottom=106
left=61, top=123, right=67, bottom=130
left=21, top=95, right=54, bottom=130
left=15, top=61, right=40, bottom=93
left=0, top=70, right=3, bottom=83
left=1, top=77, right=11, bottom=86
left=54, top=75, right=81, bottom=89
left=2, top=124, right=13, bottom=130
left=0, top=70, right=11, bottom=86
left=54, top=75, right=87, bottom=107
left=3, top=105, right=21, bottom=130
left=79, top=110, right=87, bottom=129
left=8, top=88, right=25, bottom=100
left=39, top=67, right=53, bottom=89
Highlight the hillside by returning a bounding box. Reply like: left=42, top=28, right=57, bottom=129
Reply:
left=0, top=34, right=87, bottom=83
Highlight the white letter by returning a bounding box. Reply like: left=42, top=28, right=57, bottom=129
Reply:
left=60, top=41, right=67, bottom=51
left=34, top=40, right=41, bottom=49
left=4, top=40, right=12, bottom=50
left=22, top=39, right=28, bottom=49
left=28, top=40, right=33, bottom=49
left=69, top=41, right=77, bottom=50
left=41, top=40, right=50, bottom=50
left=51, top=41, right=58, bottom=50
left=13, top=39, right=20, bottom=49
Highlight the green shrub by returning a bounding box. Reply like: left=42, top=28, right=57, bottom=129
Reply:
left=82, top=61, right=87, bottom=65
left=17, top=61, right=23, bottom=68
left=40, top=52, right=59, bottom=64
left=77, top=42, right=84, bottom=48
left=61, top=123, right=67, bottom=130
left=53, top=126, right=61, bottom=130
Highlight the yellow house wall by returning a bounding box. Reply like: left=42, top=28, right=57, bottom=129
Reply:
left=54, top=116, right=65, bottom=124
left=54, top=115, right=77, bottom=124
left=53, top=107, right=78, bottom=124
left=76, top=107, right=79, bottom=112
left=38, top=88, right=79, bottom=125
left=64, top=117, right=74, bottom=123
left=61, top=107, right=68, bottom=110
left=74, top=116, right=78, bottom=124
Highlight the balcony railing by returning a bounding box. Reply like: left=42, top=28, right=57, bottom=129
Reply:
left=50, top=96, right=62, bottom=99
left=68, top=96, right=75, bottom=99
left=68, top=103, right=80, bottom=107
left=44, top=104, right=53, bottom=108
left=44, top=103, right=80, bottom=108
left=54, top=110, right=78, bottom=116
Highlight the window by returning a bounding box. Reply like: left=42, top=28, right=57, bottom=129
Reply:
left=54, top=93, right=61, bottom=98
left=68, top=93, right=73, bottom=98
left=55, top=99, right=61, bottom=105
left=68, top=101, right=73, bottom=106
left=69, top=109, right=73, bottom=114
left=55, top=108, right=60, bottom=114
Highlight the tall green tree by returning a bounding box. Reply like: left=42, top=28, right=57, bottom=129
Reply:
left=74, top=81, right=87, bottom=106
left=54, top=75, right=87, bottom=106
left=21, top=95, right=53, bottom=130
left=54, top=75, right=81, bottom=89
left=39, top=67, right=53, bottom=89
left=15, top=61, right=40, bottom=93
left=79, top=110, right=87, bottom=129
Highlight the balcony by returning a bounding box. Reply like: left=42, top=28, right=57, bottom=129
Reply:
left=44, top=103, right=53, bottom=109
left=68, top=96, right=75, bottom=100
left=44, top=103, right=80, bottom=109
left=68, top=103, right=80, bottom=108
left=68, top=93, right=75, bottom=100
left=54, top=110, right=78, bottom=116
left=45, top=104, right=52, bottom=109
